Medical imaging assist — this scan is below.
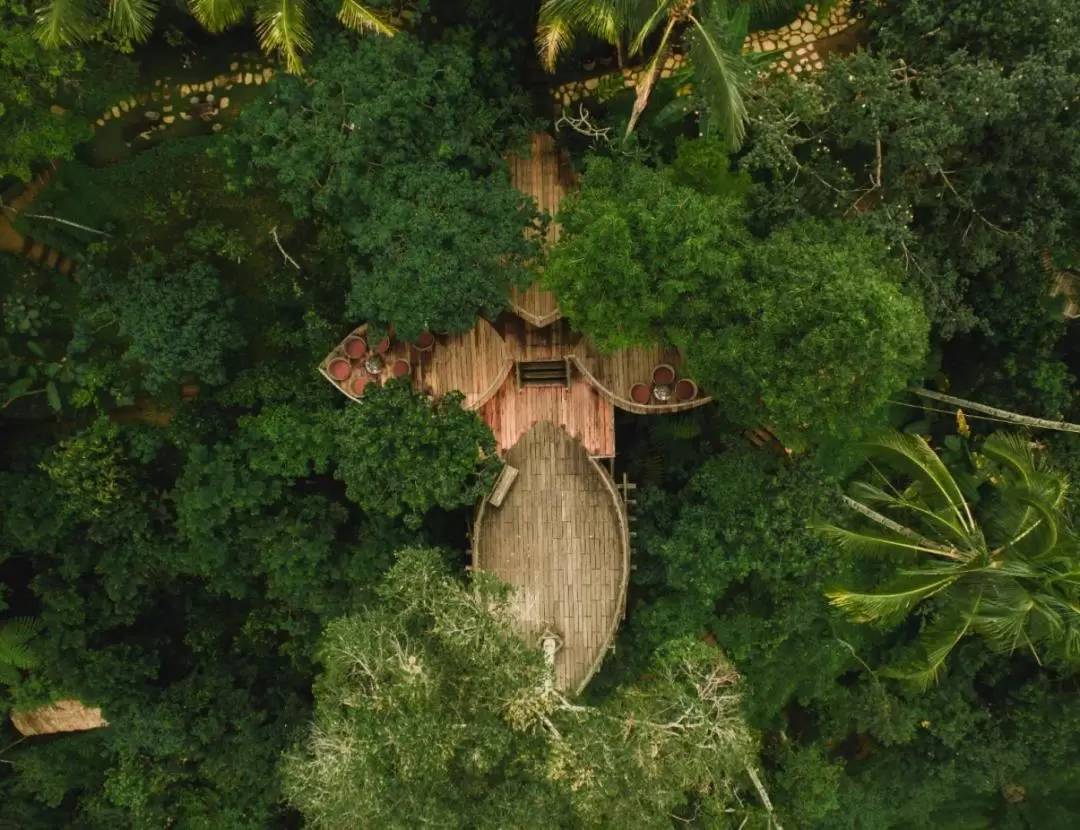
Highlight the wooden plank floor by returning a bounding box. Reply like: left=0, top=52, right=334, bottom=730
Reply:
left=322, top=320, right=513, bottom=409
left=475, top=422, right=628, bottom=693
left=507, top=133, right=572, bottom=327
left=478, top=374, right=615, bottom=457
left=572, top=338, right=711, bottom=414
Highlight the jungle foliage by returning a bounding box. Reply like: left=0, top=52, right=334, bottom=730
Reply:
left=3, top=0, right=1080, bottom=828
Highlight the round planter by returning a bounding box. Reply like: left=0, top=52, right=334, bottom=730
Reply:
left=630, top=383, right=652, bottom=405
left=652, top=383, right=673, bottom=403
left=413, top=331, right=435, bottom=351
left=328, top=358, right=351, bottom=381
left=344, top=335, right=367, bottom=359
left=652, top=364, right=676, bottom=385
left=375, top=336, right=391, bottom=355
left=350, top=375, right=373, bottom=397
left=391, top=359, right=411, bottom=378
left=674, top=378, right=698, bottom=401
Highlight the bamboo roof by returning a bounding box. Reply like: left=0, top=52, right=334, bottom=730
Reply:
left=10, top=699, right=108, bottom=736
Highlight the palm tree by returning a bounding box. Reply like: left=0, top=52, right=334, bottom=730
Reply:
left=536, top=0, right=777, bottom=145
left=34, top=0, right=395, bottom=74
left=0, top=617, right=39, bottom=687
left=819, top=432, right=1080, bottom=688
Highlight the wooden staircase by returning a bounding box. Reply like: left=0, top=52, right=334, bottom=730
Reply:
left=0, top=162, right=77, bottom=275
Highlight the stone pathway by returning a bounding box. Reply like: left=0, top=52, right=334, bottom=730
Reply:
left=551, top=0, right=860, bottom=108
left=89, top=56, right=276, bottom=148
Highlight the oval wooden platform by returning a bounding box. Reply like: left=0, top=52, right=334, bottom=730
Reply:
left=473, top=422, right=629, bottom=693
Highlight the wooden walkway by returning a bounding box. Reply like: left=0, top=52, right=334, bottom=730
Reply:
left=321, top=317, right=710, bottom=420
left=506, top=133, right=570, bottom=327
left=473, top=422, right=628, bottom=693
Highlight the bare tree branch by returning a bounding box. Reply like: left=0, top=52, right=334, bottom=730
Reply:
left=270, top=225, right=301, bottom=270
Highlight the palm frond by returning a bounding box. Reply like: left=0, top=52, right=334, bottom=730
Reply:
left=826, top=575, right=959, bottom=625
left=629, top=0, right=675, bottom=55
left=862, top=433, right=976, bottom=537
left=848, top=480, right=974, bottom=548
left=0, top=617, right=40, bottom=671
left=981, top=433, right=1038, bottom=487
left=338, top=0, right=397, bottom=36
left=256, top=0, right=313, bottom=74
left=538, top=0, right=636, bottom=69
left=814, top=523, right=934, bottom=560
left=686, top=7, right=750, bottom=150
left=537, top=16, right=577, bottom=71
left=108, top=0, right=157, bottom=42
left=886, top=609, right=974, bottom=689
left=189, top=0, right=247, bottom=33
left=995, top=484, right=1063, bottom=560
left=34, top=0, right=95, bottom=47
left=969, top=590, right=1037, bottom=655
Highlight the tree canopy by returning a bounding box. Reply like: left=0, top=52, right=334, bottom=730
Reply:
left=225, top=32, right=541, bottom=338
left=546, top=150, right=929, bottom=444
left=283, top=546, right=763, bottom=829
left=4, top=2, right=1080, bottom=827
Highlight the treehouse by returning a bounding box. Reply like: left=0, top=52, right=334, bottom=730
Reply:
left=320, top=134, right=709, bottom=691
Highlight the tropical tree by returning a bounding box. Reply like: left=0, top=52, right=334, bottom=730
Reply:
left=820, top=431, right=1080, bottom=687
left=536, top=0, right=761, bottom=144
left=283, top=546, right=765, bottom=829
left=33, top=0, right=396, bottom=73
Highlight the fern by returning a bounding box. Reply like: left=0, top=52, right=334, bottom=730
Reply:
left=0, top=617, right=40, bottom=679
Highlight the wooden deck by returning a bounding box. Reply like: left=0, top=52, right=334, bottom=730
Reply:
left=479, top=373, right=615, bottom=457
left=571, top=338, right=711, bottom=415
left=473, top=422, right=629, bottom=693
left=321, top=317, right=710, bottom=419
left=506, top=133, right=572, bottom=327
left=320, top=319, right=513, bottom=409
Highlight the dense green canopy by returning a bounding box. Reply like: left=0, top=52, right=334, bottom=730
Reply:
left=4, top=1, right=1080, bottom=827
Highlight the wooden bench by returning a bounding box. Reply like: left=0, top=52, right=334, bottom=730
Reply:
left=488, top=464, right=520, bottom=507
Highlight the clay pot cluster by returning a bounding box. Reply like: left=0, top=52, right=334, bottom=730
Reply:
left=326, top=328, right=435, bottom=398
left=629, top=364, right=699, bottom=406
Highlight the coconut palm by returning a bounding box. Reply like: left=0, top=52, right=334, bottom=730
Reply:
left=819, top=432, right=1080, bottom=688
left=537, top=0, right=784, bottom=145
left=33, top=0, right=395, bottom=74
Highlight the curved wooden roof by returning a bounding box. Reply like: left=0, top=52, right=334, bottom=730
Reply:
left=506, top=132, right=571, bottom=327
left=473, top=422, right=629, bottom=693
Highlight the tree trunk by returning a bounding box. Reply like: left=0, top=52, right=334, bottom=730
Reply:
left=909, top=387, right=1080, bottom=435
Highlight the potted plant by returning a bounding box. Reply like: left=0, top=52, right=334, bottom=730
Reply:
left=344, top=335, right=367, bottom=359
left=674, top=378, right=698, bottom=401
left=328, top=358, right=351, bottom=381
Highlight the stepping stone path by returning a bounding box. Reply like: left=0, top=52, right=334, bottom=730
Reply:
left=79, top=56, right=278, bottom=140
left=552, top=0, right=858, bottom=108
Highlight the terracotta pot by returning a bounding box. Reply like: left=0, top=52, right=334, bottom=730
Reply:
left=652, top=364, right=676, bottom=385
left=328, top=358, right=351, bottom=381
left=375, top=336, right=391, bottom=355
left=350, top=375, right=372, bottom=397
left=344, top=335, right=367, bottom=359
left=392, top=359, right=411, bottom=378
left=674, top=379, right=698, bottom=401
left=630, top=383, right=652, bottom=405
left=413, top=331, right=435, bottom=351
